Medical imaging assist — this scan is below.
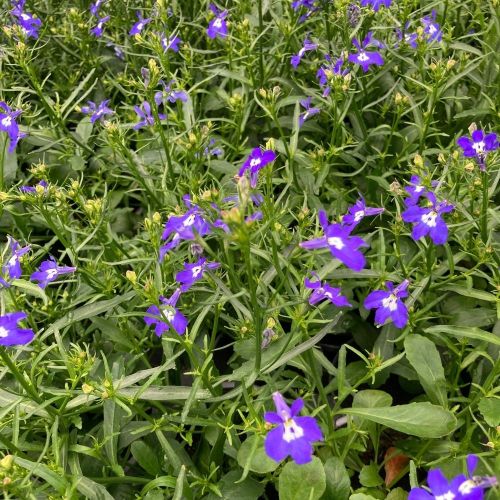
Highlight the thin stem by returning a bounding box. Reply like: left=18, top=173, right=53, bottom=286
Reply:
left=257, top=0, right=264, bottom=87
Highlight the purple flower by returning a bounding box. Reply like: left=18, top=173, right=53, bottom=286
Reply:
left=161, top=34, right=181, bottom=52
left=81, top=99, right=113, bottom=123
left=0, top=312, right=34, bottom=346
left=207, top=4, right=228, bottom=39
left=144, top=289, right=188, bottom=336
left=129, top=11, right=151, bottom=36
left=90, top=0, right=106, bottom=16
left=0, top=102, right=25, bottom=154
left=264, top=392, right=323, bottom=465
left=291, top=0, right=316, bottom=9
left=404, top=175, right=439, bottom=206
left=291, top=38, right=318, bottom=69
left=360, top=0, right=391, bottom=11
left=401, top=192, right=454, bottom=245
left=106, top=42, right=124, bottom=60
left=30, top=258, right=76, bottom=289
left=20, top=179, right=48, bottom=194
left=238, top=148, right=277, bottom=188
left=421, top=10, right=442, bottom=43
left=0, top=236, right=30, bottom=287
left=175, top=257, right=220, bottom=291
left=11, top=0, right=42, bottom=39
left=304, top=273, right=351, bottom=307
left=409, top=454, right=497, bottom=500
left=159, top=208, right=212, bottom=260
left=299, top=210, right=368, bottom=272
left=342, top=197, right=384, bottom=229
left=316, top=55, right=349, bottom=97
left=396, top=24, right=418, bottom=49
left=347, top=3, right=361, bottom=27
left=364, top=280, right=409, bottom=329
left=91, top=15, right=110, bottom=37
left=202, top=138, right=223, bottom=158
left=133, top=101, right=155, bottom=130
left=457, top=130, right=498, bottom=171
left=154, top=80, right=188, bottom=108
left=298, top=97, right=320, bottom=127
left=348, top=32, right=384, bottom=72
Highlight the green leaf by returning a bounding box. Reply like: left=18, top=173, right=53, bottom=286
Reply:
left=14, top=457, right=67, bottom=494
left=236, top=434, right=279, bottom=474
left=103, top=399, right=124, bottom=476
left=75, top=116, right=94, bottom=145
left=425, top=325, right=500, bottom=346
left=478, top=397, right=500, bottom=427
left=404, top=335, right=447, bottom=406
left=349, top=494, right=379, bottom=500
left=341, top=402, right=456, bottom=438
left=11, top=279, right=49, bottom=305
left=359, top=464, right=383, bottom=488
left=386, top=488, right=408, bottom=500
left=322, top=457, right=350, bottom=500
left=439, top=284, right=498, bottom=302
left=279, top=457, right=326, bottom=500
left=0, top=135, right=18, bottom=187
left=131, top=440, right=162, bottom=475
left=75, top=476, right=114, bottom=500
left=204, top=470, right=265, bottom=500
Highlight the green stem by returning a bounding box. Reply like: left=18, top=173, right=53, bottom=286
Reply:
left=480, top=170, right=489, bottom=244
left=0, top=137, right=6, bottom=192
left=257, top=0, right=264, bottom=87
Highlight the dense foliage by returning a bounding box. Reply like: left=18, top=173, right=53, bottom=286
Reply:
left=0, top=0, right=499, bottom=498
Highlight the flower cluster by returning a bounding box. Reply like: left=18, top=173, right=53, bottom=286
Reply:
left=0, top=102, right=25, bottom=154
left=11, top=0, right=42, bottom=39
left=457, top=129, right=498, bottom=171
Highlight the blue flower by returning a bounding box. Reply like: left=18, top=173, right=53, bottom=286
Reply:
left=20, top=180, right=48, bottom=195
left=129, top=11, right=151, bottom=36
left=91, top=15, right=110, bottom=37
left=348, top=32, right=384, bottom=72
left=144, top=289, right=188, bottom=336
left=207, top=4, right=228, bottom=39
left=402, top=192, right=454, bottom=245
left=457, top=129, right=498, bottom=171
left=360, top=0, right=391, bottom=12
left=154, top=80, right=188, bottom=109
left=238, top=147, right=277, bottom=188
left=0, top=312, right=34, bottom=346
left=0, top=236, right=30, bottom=287
left=300, top=210, right=368, bottom=272
left=133, top=101, right=156, bottom=130
left=298, top=97, right=320, bottom=127
left=421, top=10, right=442, bottom=43
left=81, top=99, right=113, bottom=123
left=316, top=54, right=349, bottom=97
left=304, top=273, right=351, bottom=307
left=364, top=280, right=409, bottom=329
left=264, top=392, right=323, bottom=465
left=30, top=258, right=76, bottom=289
left=161, top=33, right=181, bottom=53
left=90, top=0, right=106, bottom=16
left=0, top=102, right=25, bottom=154
left=404, top=175, right=439, bottom=206
left=11, top=0, right=42, bottom=39
left=341, top=196, right=384, bottom=230
left=291, top=38, right=318, bottom=69
left=175, top=257, right=220, bottom=291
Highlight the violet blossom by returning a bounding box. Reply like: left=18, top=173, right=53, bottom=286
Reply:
left=0, top=102, right=25, bottom=154
left=0, top=236, right=30, bottom=287
left=11, top=0, right=42, bottom=39
left=154, top=80, right=188, bottom=109
left=421, top=10, right=442, bottom=43
left=348, top=32, right=384, bottom=72
left=396, top=23, right=418, bottom=49
left=129, top=11, right=151, bottom=36
left=207, top=4, right=228, bottom=39
left=401, top=192, right=454, bottom=245
left=81, top=100, right=113, bottom=123
left=291, top=38, right=318, bottom=69
left=30, top=258, right=76, bottom=289
left=360, top=0, right=391, bottom=12
left=457, top=129, right=498, bottom=171
left=342, top=197, right=384, bottom=229
left=133, top=101, right=155, bottom=130
left=175, top=257, right=220, bottom=291
left=298, top=97, right=320, bottom=127
left=404, top=175, right=439, bottom=206
left=304, top=273, right=351, bottom=307
left=91, top=15, right=110, bottom=37
left=316, top=55, right=349, bottom=97
left=161, top=33, right=182, bottom=53
left=238, top=147, right=277, bottom=188
left=20, top=179, right=48, bottom=194
left=90, top=0, right=106, bottom=16
left=0, top=312, right=34, bottom=346
left=299, top=210, right=368, bottom=272
left=144, top=289, right=188, bottom=336
left=264, top=392, right=323, bottom=465
left=364, top=280, right=409, bottom=329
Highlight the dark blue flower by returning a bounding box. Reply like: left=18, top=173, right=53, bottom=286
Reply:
left=291, top=38, right=318, bottom=69
left=364, top=280, right=409, bottom=329
left=161, top=33, right=181, bottom=52
left=154, top=80, right=188, bottom=109
left=11, top=0, right=42, bottom=39
left=0, top=312, right=34, bottom=346
left=304, top=273, right=351, bottom=307
left=0, top=236, right=30, bottom=287
left=316, top=54, right=349, bottom=97
left=300, top=210, right=368, bottom=272
left=404, top=175, right=439, bottom=206
left=342, top=197, right=384, bottom=229
left=360, top=0, right=391, bottom=12
left=129, top=11, right=151, bottom=36
left=298, top=97, right=320, bottom=127
left=91, top=15, right=110, bottom=37
left=348, top=32, right=384, bottom=72
left=238, top=147, right=277, bottom=188
left=30, top=258, right=76, bottom=289
left=264, top=392, right=323, bottom=465
left=207, top=4, right=228, bottom=39
left=0, top=102, right=25, bottom=154
left=20, top=179, right=48, bottom=195
left=457, top=129, right=498, bottom=171
left=133, top=101, right=156, bottom=130
left=90, top=0, right=106, bottom=16
left=401, top=192, right=454, bottom=245
left=144, top=289, right=188, bottom=336
left=81, top=99, right=113, bottom=123
left=421, top=10, right=442, bottom=43
left=175, top=257, right=220, bottom=291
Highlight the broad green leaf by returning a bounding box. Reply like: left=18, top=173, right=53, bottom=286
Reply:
left=478, top=397, right=500, bottom=427
left=14, top=456, right=67, bottom=493
left=386, top=488, right=408, bottom=500
left=359, top=464, right=383, bottom=488
left=131, top=440, right=162, bottom=475
left=103, top=399, right=124, bottom=476
left=404, top=335, right=447, bottom=406
left=0, top=134, right=18, bottom=187
left=236, top=434, right=279, bottom=474
left=323, top=457, right=350, bottom=500
left=279, top=457, right=326, bottom=500
left=75, top=476, right=114, bottom=500
left=425, top=325, right=500, bottom=346
left=341, top=402, right=456, bottom=438
left=204, top=470, right=265, bottom=500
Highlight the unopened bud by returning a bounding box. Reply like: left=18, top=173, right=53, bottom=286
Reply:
left=0, top=455, right=14, bottom=470
left=126, top=270, right=137, bottom=284
left=82, top=383, right=93, bottom=394
left=413, top=154, right=424, bottom=168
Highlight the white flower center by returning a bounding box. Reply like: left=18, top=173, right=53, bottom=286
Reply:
left=428, top=24, right=437, bottom=35
left=8, top=255, right=18, bottom=267
left=415, top=185, right=424, bottom=193
left=250, top=158, right=261, bottom=168
left=46, top=269, right=58, bottom=279
left=473, top=141, right=485, bottom=154
left=1, top=116, right=12, bottom=127
left=161, top=307, right=175, bottom=322
left=435, top=492, right=455, bottom=500
left=421, top=211, right=437, bottom=227
left=382, top=294, right=398, bottom=311
left=191, top=266, right=203, bottom=278
left=458, top=481, right=475, bottom=495
left=282, top=418, right=305, bottom=443
left=0, top=326, right=9, bottom=338
left=357, top=51, right=369, bottom=62
left=183, top=214, right=196, bottom=226
left=213, top=18, right=222, bottom=28
left=354, top=210, right=365, bottom=222
left=327, top=236, right=345, bottom=250
left=21, top=13, right=30, bottom=21
left=136, top=22, right=144, bottom=30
